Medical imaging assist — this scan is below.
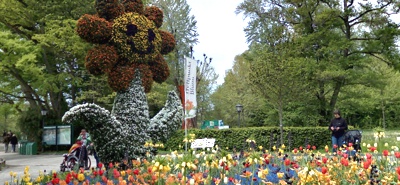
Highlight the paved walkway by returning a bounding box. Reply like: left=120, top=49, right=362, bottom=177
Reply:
left=0, top=146, right=95, bottom=183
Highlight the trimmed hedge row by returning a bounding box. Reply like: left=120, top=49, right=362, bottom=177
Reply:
left=164, top=127, right=333, bottom=151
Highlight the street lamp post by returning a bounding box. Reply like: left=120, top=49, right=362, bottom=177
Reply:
left=236, top=104, right=243, bottom=127
left=41, top=109, right=47, bottom=152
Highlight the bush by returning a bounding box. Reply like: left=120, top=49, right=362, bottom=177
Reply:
left=164, top=127, right=332, bottom=151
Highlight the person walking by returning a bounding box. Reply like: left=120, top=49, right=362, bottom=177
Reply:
left=2, top=130, right=6, bottom=151
left=3, top=132, right=11, bottom=153
left=329, top=109, right=348, bottom=153
left=10, top=134, right=18, bottom=153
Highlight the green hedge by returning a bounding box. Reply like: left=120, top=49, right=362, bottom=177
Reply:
left=164, top=127, right=335, bottom=151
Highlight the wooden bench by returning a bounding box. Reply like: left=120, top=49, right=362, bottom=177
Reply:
left=190, top=138, right=216, bottom=149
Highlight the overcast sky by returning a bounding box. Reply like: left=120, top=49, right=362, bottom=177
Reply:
left=186, top=0, right=249, bottom=85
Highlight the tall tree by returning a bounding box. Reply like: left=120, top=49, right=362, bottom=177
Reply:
left=211, top=54, right=265, bottom=127
left=0, top=0, right=95, bottom=142
left=247, top=41, right=313, bottom=143
left=150, top=0, right=199, bottom=86
left=236, top=0, right=400, bottom=123
left=195, top=54, right=218, bottom=123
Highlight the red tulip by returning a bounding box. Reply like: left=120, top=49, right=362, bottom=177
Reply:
left=133, top=169, right=139, bottom=175
left=307, top=144, right=311, bottom=149
left=383, top=150, right=389, bottom=157
left=224, top=165, right=229, bottom=171
left=395, top=152, right=400, bottom=159
left=366, top=153, right=372, bottom=159
left=99, top=169, right=104, bottom=176
left=299, top=146, right=303, bottom=151
left=369, top=147, right=377, bottom=152
left=363, top=161, right=370, bottom=170
left=284, top=158, right=290, bottom=166
left=396, top=166, right=400, bottom=175
left=113, top=169, right=120, bottom=178
left=348, top=143, right=353, bottom=147
left=312, top=146, right=316, bottom=150
left=321, top=167, right=328, bottom=174
left=322, top=157, right=328, bottom=164
left=51, top=178, right=60, bottom=185
left=177, top=172, right=183, bottom=179
left=65, top=175, right=71, bottom=183
left=340, top=158, right=349, bottom=166
left=108, top=162, right=113, bottom=168
left=98, top=162, right=103, bottom=168
left=293, top=148, right=298, bottom=154
left=343, top=153, right=348, bottom=159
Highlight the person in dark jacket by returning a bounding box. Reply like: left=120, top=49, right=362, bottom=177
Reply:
left=10, top=134, right=18, bottom=152
left=329, top=110, right=348, bottom=153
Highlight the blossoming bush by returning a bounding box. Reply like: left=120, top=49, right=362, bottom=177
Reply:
left=76, top=0, right=175, bottom=92
left=6, top=136, right=400, bottom=185
left=62, top=71, right=183, bottom=163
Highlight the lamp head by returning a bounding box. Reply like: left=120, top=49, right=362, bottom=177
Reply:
left=236, top=104, right=243, bottom=112
left=41, top=109, right=48, bottom=116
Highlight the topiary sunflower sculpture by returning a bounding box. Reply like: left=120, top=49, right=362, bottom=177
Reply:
left=62, top=0, right=183, bottom=163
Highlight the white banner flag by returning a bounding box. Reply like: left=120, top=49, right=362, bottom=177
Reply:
left=184, top=56, right=197, bottom=119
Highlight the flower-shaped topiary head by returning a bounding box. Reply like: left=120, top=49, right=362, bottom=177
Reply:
left=77, top=0, right=176, bottom=93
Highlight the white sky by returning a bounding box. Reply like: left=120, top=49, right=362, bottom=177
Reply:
left=186, top=0, right=249, bottom=85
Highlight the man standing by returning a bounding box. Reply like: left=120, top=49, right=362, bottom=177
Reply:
left=329, top=110, right=348, bottom=153
left=10, top=134, right=18, bottom=153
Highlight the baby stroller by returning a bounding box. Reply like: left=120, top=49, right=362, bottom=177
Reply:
left=60, top=142, right=91, bottom=172
left=344, top=130, right=362, bottom=151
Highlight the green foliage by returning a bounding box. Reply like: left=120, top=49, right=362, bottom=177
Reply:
left=164, top=127, right=332, bottom=151
left=150, top=0, right=199, bottom=84
left=16, top=108, right=42, bottom=142
left=146, top=82, right=175, bottom=118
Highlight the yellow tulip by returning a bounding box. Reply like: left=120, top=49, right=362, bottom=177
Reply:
left=277, top=172, right=284, bottom=178
left=262, top=168, right=269, bottom=175
left=273, top=146, right=276, bottom=151
left=281, top=144, right=285, bottom=149
left=227, top=154, right=233, bottom=160
left=78, top=173, right=85, bottom=182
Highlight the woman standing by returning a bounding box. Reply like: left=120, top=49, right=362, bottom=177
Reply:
left=329, top=110, right=348, bottom=153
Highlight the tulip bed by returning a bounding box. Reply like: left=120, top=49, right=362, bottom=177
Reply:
left=4, top=141, right=400, bottom=185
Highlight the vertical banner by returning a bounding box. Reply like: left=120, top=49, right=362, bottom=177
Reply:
left=184, top=56, right=197, bottom=127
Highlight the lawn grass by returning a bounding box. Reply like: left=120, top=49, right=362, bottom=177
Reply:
left=358, top=129, right=400, bottom=152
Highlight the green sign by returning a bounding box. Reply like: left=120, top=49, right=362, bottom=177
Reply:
left=201, top=120, right=224, bottom=129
